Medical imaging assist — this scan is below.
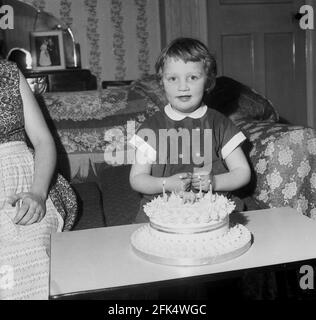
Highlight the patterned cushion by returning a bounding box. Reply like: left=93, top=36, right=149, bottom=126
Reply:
left=236, top=119, right=316, bottom=219
left=131, top=74, right=279, bottom=123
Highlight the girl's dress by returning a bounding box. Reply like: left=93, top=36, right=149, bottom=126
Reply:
left=130, top=104, right=247, bottom=222
left=0, top=60, right=77, bottom=300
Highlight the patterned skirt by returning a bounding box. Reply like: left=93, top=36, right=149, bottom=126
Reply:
left=0, top=142, right=64, bottom=300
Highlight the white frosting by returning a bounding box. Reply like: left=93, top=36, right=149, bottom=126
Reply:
left=144, top=192, right=236, bottom=229
left=130, top=192, right=252, bottom=266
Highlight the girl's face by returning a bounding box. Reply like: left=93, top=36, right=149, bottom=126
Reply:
left=162, top=58, right=207, bottom=113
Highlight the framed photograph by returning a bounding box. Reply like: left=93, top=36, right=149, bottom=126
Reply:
left=30, top=30, right=65, bottom=71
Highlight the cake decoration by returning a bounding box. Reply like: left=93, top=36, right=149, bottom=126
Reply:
left=131, top=191, right=252, bottom=266
left=144, top=191, right=235, bottom=227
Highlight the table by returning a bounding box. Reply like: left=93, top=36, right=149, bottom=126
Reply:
left=24, top=69, right=97, bottom=93
left=49, top=207, right=316, bottom=299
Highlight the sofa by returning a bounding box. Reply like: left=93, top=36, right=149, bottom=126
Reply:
left=36, top=75, right=316, bottom=230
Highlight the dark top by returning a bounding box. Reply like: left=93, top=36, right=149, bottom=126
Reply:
left=0, top=60, right=25, bottom=143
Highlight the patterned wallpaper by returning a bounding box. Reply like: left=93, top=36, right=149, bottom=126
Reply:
left=19, top=0, right=161, bottom=85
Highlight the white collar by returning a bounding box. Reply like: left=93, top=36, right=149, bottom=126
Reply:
left=164, top=103, right=207, bottom=121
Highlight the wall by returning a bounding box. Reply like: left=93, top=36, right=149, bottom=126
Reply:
left=20, top=0, right=161, bottom=84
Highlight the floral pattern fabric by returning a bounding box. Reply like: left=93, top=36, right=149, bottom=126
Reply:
left=0, top=60, right=25, bottom=143
left=41, top=88, right=130, bottom=121
left=236, top=119, right=316, bottom=219
left=84, top=0, right=101, bottom=86
left=111, top=0, right=127, bottom=80
left=135, top=0, right=150, bottom=77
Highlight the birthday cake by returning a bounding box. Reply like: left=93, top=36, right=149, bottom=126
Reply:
left=131, top=191, right=252, bottom=266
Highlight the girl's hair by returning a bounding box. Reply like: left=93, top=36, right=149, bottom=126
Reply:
left=155, top=37, right=217, bottom=91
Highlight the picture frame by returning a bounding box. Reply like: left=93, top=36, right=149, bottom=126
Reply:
left=30, top=30, right=65, bottom=71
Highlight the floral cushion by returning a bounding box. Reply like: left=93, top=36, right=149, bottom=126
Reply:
left=236, top=119, right=316, bottom=219
left=131, top=74, right=279, bottom=122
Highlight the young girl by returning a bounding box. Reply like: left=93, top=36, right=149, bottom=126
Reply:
left=129, top=37, right=251, bottom=223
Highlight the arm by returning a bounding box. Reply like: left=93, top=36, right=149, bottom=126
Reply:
left=213, top=146, right=251, bottom=192
left=22, top=71, right=57, bottom=198
left=192, top=146, right=251, bottom=192
left=129, top=162, right=162, bottom=195
left=9, top=71, right=57, bottom=225
left=129, top=150, right=191, bottom=194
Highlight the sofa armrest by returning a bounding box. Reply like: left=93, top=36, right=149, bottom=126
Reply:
left=237, top=120, right=316, bottom=218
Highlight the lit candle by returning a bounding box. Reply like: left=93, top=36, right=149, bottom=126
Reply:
left=162, top=179, right=167, bottom=201
left=210, top=170, right=213, bottom=194
left=198, top=175, right=202, bottom=199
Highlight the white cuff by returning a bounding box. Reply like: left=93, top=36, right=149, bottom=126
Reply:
left=221, top=132, right=246, bottom=159
left=129, top=134, right=157, bottom=163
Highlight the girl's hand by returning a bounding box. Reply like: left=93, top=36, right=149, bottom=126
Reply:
left=192, top=172, right=214, bottom=192
left=166, top=172, right=192, bottom=193
left=7, top=192, right=46, bottom=225
left=179, top=191, right=196, bottom=204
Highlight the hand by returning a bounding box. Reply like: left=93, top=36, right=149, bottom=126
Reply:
left=192, top=172, right=213, bottom=192
left=165, top=172, right=192, bottom=193
left=179, top=191, right=196, bottom=204
left=7, top=192, right=46, bottom=225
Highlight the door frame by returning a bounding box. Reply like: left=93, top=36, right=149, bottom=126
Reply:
left=305, top=0, right=315, bottom=128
